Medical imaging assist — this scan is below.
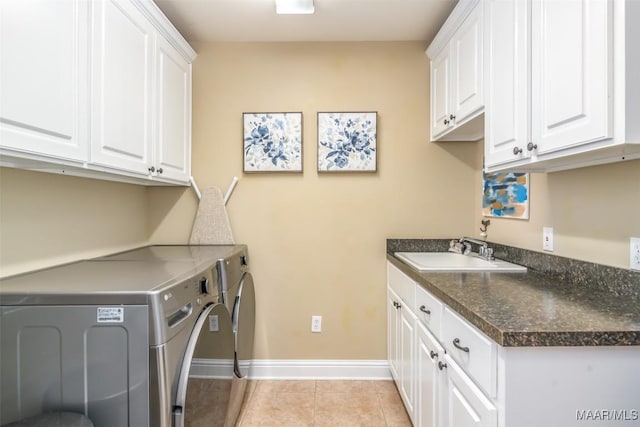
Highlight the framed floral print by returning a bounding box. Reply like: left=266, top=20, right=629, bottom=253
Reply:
left=317, top=111, right=377, bottom=172
left=243, top=112, right=303, bottom=172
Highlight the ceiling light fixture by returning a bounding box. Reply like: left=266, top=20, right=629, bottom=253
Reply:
left=275, top=0, right=315, bottom=15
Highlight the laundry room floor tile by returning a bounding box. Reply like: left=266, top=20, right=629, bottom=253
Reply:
left=236, top=380, right=411, bottom=427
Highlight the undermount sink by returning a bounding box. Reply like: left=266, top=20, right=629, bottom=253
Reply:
left=395, top=252, right=527, bottom=273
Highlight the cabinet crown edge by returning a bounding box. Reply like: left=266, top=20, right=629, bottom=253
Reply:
left=425, top=0, right=480, bottom=59
left=133, top=0, right=197, bottom=61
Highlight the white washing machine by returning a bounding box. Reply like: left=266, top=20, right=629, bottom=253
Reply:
left=0, top=245, right=254, bottom=427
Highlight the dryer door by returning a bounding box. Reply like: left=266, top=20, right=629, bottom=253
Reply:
left=233, top=272, right=255, bottom=378
left=173, top=303, right=234, bottom=427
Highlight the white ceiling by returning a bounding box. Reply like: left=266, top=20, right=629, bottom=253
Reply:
left=155, top=0, right=458, bottom=43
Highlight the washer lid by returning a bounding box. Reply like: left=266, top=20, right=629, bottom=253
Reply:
left=95, top=244, right=246, bottom=266
left=0, top=260, right=203, bottom=305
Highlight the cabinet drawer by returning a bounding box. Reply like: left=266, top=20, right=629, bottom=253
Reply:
left=387, top=263, right=415, bottom=307
left=415, top=285, right=443, bottom=340
left=442, top=307, right=497, bottom=397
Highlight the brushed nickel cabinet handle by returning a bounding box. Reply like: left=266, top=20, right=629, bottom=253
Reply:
left=453, top=338, right=470, bottom=353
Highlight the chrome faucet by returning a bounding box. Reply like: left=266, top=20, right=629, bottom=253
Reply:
left=449, top=237, right=495, bottom=260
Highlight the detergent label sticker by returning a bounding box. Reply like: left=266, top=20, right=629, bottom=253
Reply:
left=97, top=307, right=124, bottom=323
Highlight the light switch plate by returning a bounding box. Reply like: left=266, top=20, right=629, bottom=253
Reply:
left=631, top=238, right=640, bottom=271
left=543, top=227, right=554, bottom=252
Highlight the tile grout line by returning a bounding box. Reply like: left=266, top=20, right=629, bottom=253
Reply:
left=312, top=380, right=317, bottom=427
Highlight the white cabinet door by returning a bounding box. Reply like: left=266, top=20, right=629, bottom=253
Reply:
left=430, top=49, right=453, bottom=140
left=416, top=322, right=446, bottom=427
left=154, top=35, right=191, bottom=183
left=427, top=0, right=483, bottom=142
left=399, top=303, right=416, bottom=421
left=0, top=0, right=88, bottom=161
left=91, top=0, right=154, bottom=175
left=444, top=355, right=497, bottom=427
left=484, top=0, right=530, bottom=168
left=450, top=3, right=483, bottom=126
left=531, top=0, right=612, bottom=155
left=388, top=288, right=400, bottom=381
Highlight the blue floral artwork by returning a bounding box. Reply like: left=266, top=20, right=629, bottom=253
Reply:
left=243, top=112, right=302, bottom=172
left=482, top=172, right=529, bottom=219
left=317, top=112, right=377, bottom=172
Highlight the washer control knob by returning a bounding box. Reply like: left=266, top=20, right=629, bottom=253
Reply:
left=199, top=277, right=210, bottom=294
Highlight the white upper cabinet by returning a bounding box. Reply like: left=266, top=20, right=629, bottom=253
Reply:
left=531, top=0, right=612, bottom=153
left=485, top=0, right=640, bottom=172
left=483, top=0, right=530, bottom=167
left=91, top=0, right=155, bottom=176
left=155, top=34, right=192, bottom=183
left=0, top=0, right=88, bottom=162
left=449, top=4, right=484, bottom=128
left=427, top=0, right=484, bottom=142
left=430, top=51, right=453, bottom=139
left=0, top=0, right=195, bottom=185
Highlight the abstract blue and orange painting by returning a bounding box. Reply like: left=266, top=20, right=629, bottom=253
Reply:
left=482, top=172, right=529, bottom=219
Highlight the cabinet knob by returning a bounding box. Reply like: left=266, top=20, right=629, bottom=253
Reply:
left=453, top=338, right=470, bottom=353
left=449, top=114, right=456, bottom=121
left=512, top=147, right=523, bottom=156
left=438, top=361, right=447, bottom=370
left=429, top=350, right=438, bottom=360
left=148, top=166, right=156, bottom=173
left=157, top=167, right=163, bottom=174
left=444, top=119, right=449, bottom=125
left=527, top=142, right=538, bottom=151
left=419, top=305, right=431, bottom=315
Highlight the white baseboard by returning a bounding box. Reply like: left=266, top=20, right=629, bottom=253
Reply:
left=250, top=359, right=392, bottom=380
left=190, top=358, right=392, bottom=380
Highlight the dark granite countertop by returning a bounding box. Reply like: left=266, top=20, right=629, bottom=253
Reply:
left=387, top=239, right=640, bottom=347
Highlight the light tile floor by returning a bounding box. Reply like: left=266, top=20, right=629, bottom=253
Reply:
left=236, top=380, right=412, bottom=427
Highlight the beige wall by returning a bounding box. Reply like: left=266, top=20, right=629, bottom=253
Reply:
left=2, top=41, right=637, bottom=362
left=0, top=168, right=149, bottom=277
left=148, top=42, right=480, bottom=360
left=473, top=158, right=640, bottom=269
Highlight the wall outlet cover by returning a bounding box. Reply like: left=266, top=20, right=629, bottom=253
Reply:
left=631, top=238, right=640, bottom=271
left=311, top=315, right=322, bottom=333
left=543, top=227, right=554, bottom=252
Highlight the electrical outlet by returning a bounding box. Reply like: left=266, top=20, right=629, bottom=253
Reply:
left=311, top=315, right=322, bottom=333
left=543, top=227, right=554, bottom=252
left=631, top=238, right=640, bottom=271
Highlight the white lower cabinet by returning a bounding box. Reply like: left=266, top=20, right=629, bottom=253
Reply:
left=416, top=322, right=446, bottom=427
left=443, top=354, right=496, bottom=427
left=390, top=262, right=494, bottom=427
left=388, top=287, right=416, bottom=422
left=387, top=261, right=640, bottom=427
